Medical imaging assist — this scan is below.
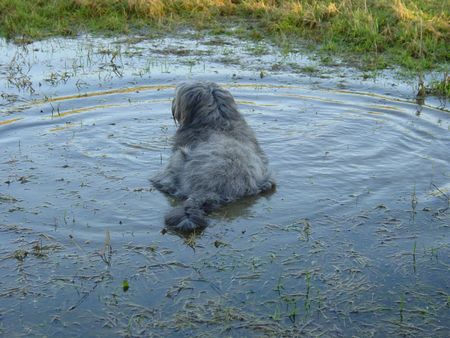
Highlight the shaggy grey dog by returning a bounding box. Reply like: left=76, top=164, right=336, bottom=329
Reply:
left=151, top=81, right=275, bottom=231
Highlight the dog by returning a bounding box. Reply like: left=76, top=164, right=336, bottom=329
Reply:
left=151, top=81, right=275, bottom=231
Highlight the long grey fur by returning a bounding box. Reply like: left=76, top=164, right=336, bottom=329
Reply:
left=151, top=81, right=275, bottom=231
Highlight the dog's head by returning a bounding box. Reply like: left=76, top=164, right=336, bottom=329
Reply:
left=172, top=81, right=241, bottom=128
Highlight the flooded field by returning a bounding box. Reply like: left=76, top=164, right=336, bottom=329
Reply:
left=1, top=33, right=449, bottom=337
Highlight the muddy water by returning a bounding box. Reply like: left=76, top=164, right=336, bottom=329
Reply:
left=1, top=35, right=449, bottom=337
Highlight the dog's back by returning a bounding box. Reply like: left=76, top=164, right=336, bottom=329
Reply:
left=178, top=133, right=273, bottom=203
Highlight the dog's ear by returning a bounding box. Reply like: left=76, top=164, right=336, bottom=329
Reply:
left=211, top=88, right=240, bottom=121
left=174, top=82, right=212, bottom=125
left=183, top=89, right=204, bottom=120
left=171, top=98, right=177, bottom=124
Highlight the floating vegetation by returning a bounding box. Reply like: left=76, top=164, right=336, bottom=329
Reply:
left=122, top=279, right=129, bottom=292
left=99, top=229, right=112, bottom=266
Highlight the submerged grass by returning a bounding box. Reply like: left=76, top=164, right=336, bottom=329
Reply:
left=0, top=0, right=448, bottom=72
left=427, top=73, right=450, bottom=97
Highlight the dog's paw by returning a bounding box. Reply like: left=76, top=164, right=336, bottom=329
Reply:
left=151, top=176, right=178, bottom=195
left=259, top=179, right=276, bottom=193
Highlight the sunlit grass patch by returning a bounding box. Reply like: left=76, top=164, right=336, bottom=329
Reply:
left=0, top=0, right=448, bottom=74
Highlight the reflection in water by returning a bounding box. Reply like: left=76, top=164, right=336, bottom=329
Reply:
left=0, top=35, right=449, bottom=337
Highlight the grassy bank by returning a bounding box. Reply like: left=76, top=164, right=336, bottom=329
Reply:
left=0, top=0, right=448, bottom=73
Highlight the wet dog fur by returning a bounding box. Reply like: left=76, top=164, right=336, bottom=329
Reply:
left=151, top=81, right=275, bottom=231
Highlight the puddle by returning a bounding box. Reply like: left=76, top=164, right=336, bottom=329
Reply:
left=1, top=34, right=449, bottom=337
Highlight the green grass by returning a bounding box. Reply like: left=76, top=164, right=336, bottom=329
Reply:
left=0, top=0, right=448, bottom=72
left=427, top=73, right=450, bottom=97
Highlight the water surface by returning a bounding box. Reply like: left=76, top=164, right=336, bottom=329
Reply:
left=1, top=34, right=449, bottom=337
